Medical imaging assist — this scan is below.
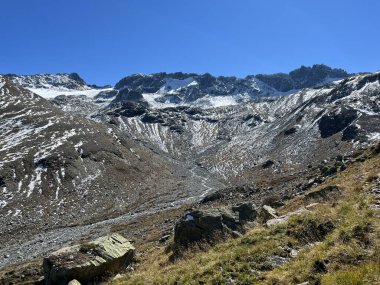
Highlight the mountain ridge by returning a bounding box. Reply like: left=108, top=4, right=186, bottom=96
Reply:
left=0, top=66, right=379, bottom=274
left=4, top=64, right=355, bottom=111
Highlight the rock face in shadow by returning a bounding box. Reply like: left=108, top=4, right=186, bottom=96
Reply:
left=341, top=124, right=368, bottom=142
left=173, top=202, right=257, bottom=250
left=43, top=233, right=134, bottom=285
left=318, top=108, right=358, bottom=138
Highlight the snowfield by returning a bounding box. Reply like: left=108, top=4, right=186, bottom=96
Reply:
left=27, top=87, right=113, bottom=99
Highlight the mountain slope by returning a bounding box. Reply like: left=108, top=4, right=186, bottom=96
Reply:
left=6, top=73, right=114, bottom=116
left=0, top=66, right=378, bottom=272
left=100, top=72, right=380, bottom=192
left=0, top=76, right=223, bottom=267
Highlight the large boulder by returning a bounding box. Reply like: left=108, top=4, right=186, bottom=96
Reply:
left=173, top=202, right=257, bottom=249
left=43, top=233, right=135, bottom=285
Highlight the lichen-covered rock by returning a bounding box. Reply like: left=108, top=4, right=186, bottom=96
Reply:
left=173, top=202, right=257, bottom=250
left=43, top=233, right=135, bottom=285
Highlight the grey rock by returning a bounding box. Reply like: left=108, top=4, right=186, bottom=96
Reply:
left=173, top=202, right=257, bottom=249
left=43, top=233, right=135, bottom=285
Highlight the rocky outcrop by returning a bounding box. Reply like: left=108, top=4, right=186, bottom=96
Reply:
left=257, top=64, right=349, bottom=92
left=106, top=101, right=148, bottom=117
left=43, top=233, right=135, bottom=285
left=173, top=202, right=257, bottom=249
left=200, top=186, right=259, bottom=205
left=303, top=185, right=341, bottom=203
left=112, top=89, right=144, bottom=103
left=318, top=108, right=358, bottom=138
left=113, top=65, right=350, bottom=105
left=7, top=73, right=89, bottom=90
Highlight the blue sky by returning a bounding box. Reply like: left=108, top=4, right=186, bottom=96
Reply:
left=0, top=0, right=379, bottom=85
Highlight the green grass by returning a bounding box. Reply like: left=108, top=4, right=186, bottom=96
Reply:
left=266, top=198, right=378, bottom=285
left=321, top=262, right=380, bottom=285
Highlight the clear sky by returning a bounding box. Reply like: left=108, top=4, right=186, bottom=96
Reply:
left=1, top=0, right=379, bottom=85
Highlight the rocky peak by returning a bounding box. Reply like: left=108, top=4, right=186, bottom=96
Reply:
left=256, top=64, right=350, bottom=92
left=67, top=72, right=86, bottom=85
left=112, top=65, right=351, bottom=109
left=6, top=73, right=89, bottom=90
left=289, top=64, right=349, bottom=88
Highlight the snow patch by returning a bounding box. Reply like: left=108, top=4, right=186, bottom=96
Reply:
left=26, top=166, right=46, bottom=197
left=367, top=132, right=380, bottom=141
left=159, top=77, right=195, bottom=93
left=27, top=87, right=113, bottom=99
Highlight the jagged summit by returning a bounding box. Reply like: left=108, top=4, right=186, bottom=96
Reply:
left=7, top=72, right=86, bottom=89
left=3, top=65, right=352, bottom=111
left=112, top=64, right=352, bottom=109
left=5, top=73, right=112, bottom=100
left=255, top=64, right=350, bottom=92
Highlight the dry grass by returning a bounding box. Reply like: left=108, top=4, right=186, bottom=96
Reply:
left=0, top=259, right=43, bottom=285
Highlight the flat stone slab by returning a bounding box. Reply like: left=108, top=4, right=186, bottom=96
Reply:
left=43, top=233, right=135, bottom=285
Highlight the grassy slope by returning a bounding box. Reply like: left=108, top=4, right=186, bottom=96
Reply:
left=109, top=144, right=380, bottom=285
